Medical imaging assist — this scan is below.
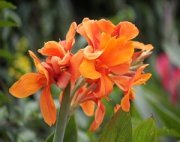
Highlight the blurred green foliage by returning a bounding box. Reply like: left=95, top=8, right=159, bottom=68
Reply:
left=0, top=0, right=180, bottom=141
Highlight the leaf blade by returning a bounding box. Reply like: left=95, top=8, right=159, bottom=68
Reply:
left=98, top=109, right=132, bottom=142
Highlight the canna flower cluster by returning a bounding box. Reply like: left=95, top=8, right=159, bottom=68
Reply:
left=9, top=18, right=153, bottom=131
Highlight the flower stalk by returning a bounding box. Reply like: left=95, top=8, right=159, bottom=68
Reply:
left=53, top=84, right=71, bottom=142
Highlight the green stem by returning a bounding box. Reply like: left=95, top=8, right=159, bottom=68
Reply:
left=53, top=84, right=71, bottom=142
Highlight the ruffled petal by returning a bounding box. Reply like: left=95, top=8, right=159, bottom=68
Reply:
left=80, top=100, right=95, bottom=116
left=133, top=41, right=154, bottom=51
left=100, top=37, right=134, bottom=66
left=83, top=45, right=103, bottom=60
left=97, top=19, right=115, bottom=34
left=115, top=21, right=139, bottom=40
left=9, top=73, right=45, bottom=98
left=40, top=87, right=56, bottom=126
left=77, top=19, right=100, bottom=48
left=38, top=41, right=65, bottom=57
left=79, top=59, right=101, bottom=79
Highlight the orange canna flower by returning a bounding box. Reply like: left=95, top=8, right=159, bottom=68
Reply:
left=75, top=18, right=153, bottom=130
left=9, top=22, right=78, bottom=126
left=9, top=51, right=56, bottom=126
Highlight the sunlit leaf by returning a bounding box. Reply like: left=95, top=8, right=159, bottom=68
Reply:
left=98, top=109, right=132, bottom=142
left=0, top=1, right=16, bottom=10
left=133, top=118, right=157, bottom=142
left=0, top=20, right=17, bottom=27
left=157, top=127, right=180, bottom=138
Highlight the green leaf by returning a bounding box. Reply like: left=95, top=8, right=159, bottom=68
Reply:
left=133, top=118, right=157, bottom=142
left=157, top=127, right=180, bottom=138
left=0, top=1, right=16, bottom=10
left=144, top=89, right=180, bottom=132
left=98, top=109, right=132, bottom=142
left=0, top=20, right=17, bottom=27
left=45, top=116, right=77, bottom=142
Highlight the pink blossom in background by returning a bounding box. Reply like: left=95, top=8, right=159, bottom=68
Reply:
left=156, top=53, right=180, bottom=103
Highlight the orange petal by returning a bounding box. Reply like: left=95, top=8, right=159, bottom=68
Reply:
left=118, top=21, right=139, bottom=40
left=80, top=100, right=95, bottom=116
left=129, top=88, right=135, bottom=100
left=65, top=22, right=77, bottom=51
left=133, top=41, right=154, bottom=51
left=78, top=19, right=100, bottom=48
left=29, top=51, right=49, bottom=83
left=70, top=50, right=84, bottom=87
left=100, top=37, right=134, bottom=66
left=38, top=41, right=65, bottom=57
left=109, top=62, right=130, bottom=75
left=79, top=59, right=101, bottom=79
left=83, top=45, right=103, bottom=60
left=97, top=19, right=115, bottom=34
left=57, top=71, right=71, bottom=89
left=89, top=101, right=105, bottom=131
left=111, top=75, right=130, bottom=91
left=131, top=64, right=150, bottom=85
left=9, top=73, right=45, bottom=98
left=114, top=104, right=121, bottom=113
left=40, top=87, right=56, bottom=126
left=121, top=92, right=130, bottom=112
left=99, top=33, right=111, bottom=50
left=58, top=52, right=71, bottom=65
left=133, top=73, right=152, bottom=86
left=95, top=75, right=113, bottom=97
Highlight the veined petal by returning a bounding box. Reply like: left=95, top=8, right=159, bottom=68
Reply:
left=40, top=87, right=56, bottom=126
left=38, top=41, right=65, bottom=57
left=83, top=45, right=103, bottom=60
left=116, top=21, right=139, bottom=40
left=100, top=37, right=134, bottom=66
left=80, top=100, right=95, bottom=116
left=9, top=73, right=45, bottom=98
left=79, top=59, right=101, bottom=79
